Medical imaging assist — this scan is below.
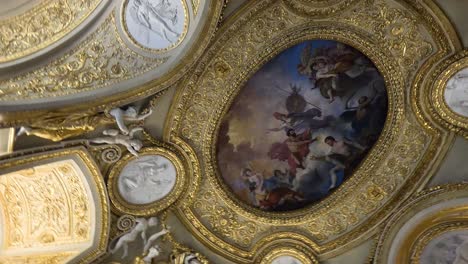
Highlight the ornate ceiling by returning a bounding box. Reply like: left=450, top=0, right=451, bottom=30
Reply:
left=0, top=0, right=468, bottom=263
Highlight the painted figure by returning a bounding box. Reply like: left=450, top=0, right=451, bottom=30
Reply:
left=217, top=40, right=388, bottom=211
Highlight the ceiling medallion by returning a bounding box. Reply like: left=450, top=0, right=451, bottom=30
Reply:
left=164, top=0, right=459, bottom=262
left=426, top=50, right=468, bottom=138
left=107, top=146, right=186, bottom=216
left=258, top=246, right=319, bottom=264
left=122, top=0, right=189, bottom=52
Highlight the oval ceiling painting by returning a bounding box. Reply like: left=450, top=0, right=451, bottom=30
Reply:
left=217, top=40, right=388, bottom=212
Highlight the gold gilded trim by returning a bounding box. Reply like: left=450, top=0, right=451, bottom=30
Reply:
left=374, top=184, right=468, bottom=263
left=258, top=247, right=318, bottom=264
left=107, top=147, right=187, bottom=216
left=0, top=148, right=110, bottom=264
left=0, top=0, right=103, bottom=63
left=0, top=1, right=223, bottom=126
left=0, top=14, right=167, bottom=101
left=164, top=0, right=457, bottom=261
left=410, top=220, right=468, bottom=263
left=429, top=50, right=468, bottom=138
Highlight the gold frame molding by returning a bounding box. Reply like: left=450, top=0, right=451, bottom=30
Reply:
left=374, top=184, right=468, bottom=263
left=120, top=0, right=190, bottom=53
left=107, top=147, right=186, bottom=216
left=0, top=147, right=110, bottom=264
left=428, top=50, right=468, bottom=138
left=164, top=0, right=459, bottom=262
left=258, top=247, right=318, bottom=264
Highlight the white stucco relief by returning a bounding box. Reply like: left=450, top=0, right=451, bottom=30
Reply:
left=117, top=155, right=177, bottom=204
left=125, top=0, right=186, bottom=50
left=445, top=68, right=468, bottom=117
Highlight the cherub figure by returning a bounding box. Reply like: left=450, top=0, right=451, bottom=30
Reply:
left=90, top=127, right=144, bottom=156
left=110, top=217, right=159, bottom=258
left=143, top=225, right=170, bottom=253
left=109, top=107, right=152, bottom=135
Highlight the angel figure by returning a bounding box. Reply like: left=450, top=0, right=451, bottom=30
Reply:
left=110, top=217, right=159, bottom=258
left=143, top=225, right=170, bottom=253
left=298, top=43, right=375, bottom=103
left=129, top=0, right=180, bottom=44
left=132, top=246, right=162, bottom=264
left=109, top=106, right=152, bottom=135
left=90, top=127, right=144, bottom=156
left=16, top=106, right=152, bottom=142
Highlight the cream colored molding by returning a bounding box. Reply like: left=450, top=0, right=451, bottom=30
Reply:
left=0, top=148, right=109, bottom=264
left=374, top=184, right=468, bottom=264
left=0, top=128, right=14, bottom=155
left=0, top=0, right=223, bottom=116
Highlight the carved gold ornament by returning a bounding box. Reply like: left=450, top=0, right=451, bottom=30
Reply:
left=0, top=1, right=224, bottom=124
left=0, top=0, right=103, bottom=64
left=164, top=0, right=460, bottom=262
left=0, top=148, right=109, bottom=263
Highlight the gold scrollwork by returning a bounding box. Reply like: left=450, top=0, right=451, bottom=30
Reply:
left=164, top=0, right=457, bottom=262
left=0, top=0, right=102, bottom=63
left=282, top=0, right=361, bottom=17
left=107, top=146, right=187, bottom=216
left=0, top=14, right=166, bottom=101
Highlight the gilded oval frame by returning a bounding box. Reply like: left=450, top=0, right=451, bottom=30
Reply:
left=374, top=184, right=468, bottom=263
left=206, top=30, right=400, bottom=222
left=107, top=147, right=186, bottom=216
left=164, top=0, right=458, bottom=261
left=258, top=246, right=318, bottom=264
left=430, top=50, right=468, bottom=138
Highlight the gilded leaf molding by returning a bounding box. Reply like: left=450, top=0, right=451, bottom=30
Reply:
left=165, top=0, right=455, bottom=261
left=341, top=0, right=433, bottom=71
left=0, top=161, right=91, bottom=250
left=0, top=15, right=167, bottom=101
left=0, top=0, right=103, bottom=63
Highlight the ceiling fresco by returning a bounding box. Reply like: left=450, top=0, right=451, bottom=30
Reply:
left=0, top=0, right=468, bottom=263
left=217, top=40, right=387, bottom=212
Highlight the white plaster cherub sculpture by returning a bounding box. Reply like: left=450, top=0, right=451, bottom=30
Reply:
left=142, top=245, right=162, bottom=264
left=110, top=217, right=158, bottom=258
left=143, top=225, right=170, bottom=253
left=91, top=127, right=144, bottom=156
left=109, top=106, right=152, bottom=135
